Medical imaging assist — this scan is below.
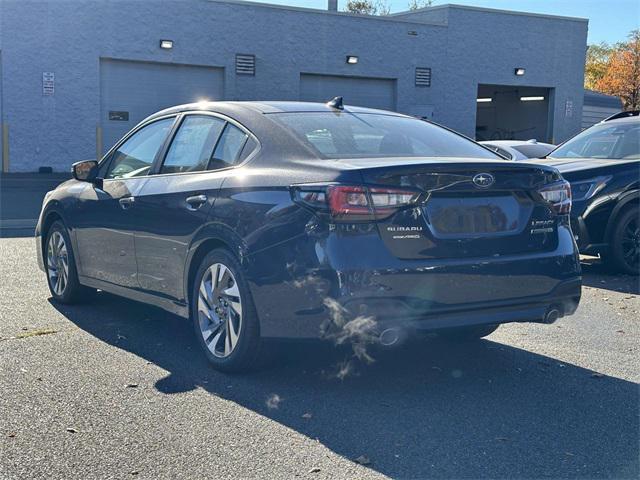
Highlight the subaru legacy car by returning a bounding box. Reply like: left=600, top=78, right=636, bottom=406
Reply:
left=37, top=100, right=581, bottom=371
left=534, top=111, right=639, bottom=275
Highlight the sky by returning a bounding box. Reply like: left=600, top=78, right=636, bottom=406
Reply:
left=248, top=0, right=639, bottom=44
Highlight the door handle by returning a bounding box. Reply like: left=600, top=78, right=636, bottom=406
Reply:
left=185, top=194, right=208, bottom=211
left=119, top=196, right=135, bottom=210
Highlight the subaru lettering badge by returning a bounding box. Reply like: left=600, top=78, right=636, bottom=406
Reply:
left=473, top=173, right=494, bottom=188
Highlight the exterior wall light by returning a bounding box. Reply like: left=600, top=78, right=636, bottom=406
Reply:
left=476, top=98, right=492, bottom=103
left=346, top=55, right=359, bottom=64
left=160, top=40, right=174, bottom=50
left=520, top=96, right=545, bottom=101
left=514, top=67, right=526, bottom=76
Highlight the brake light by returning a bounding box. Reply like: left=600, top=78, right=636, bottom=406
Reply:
left=292, top=184, right=419, bottom=221
left=539, top=180, right=571, bottom=214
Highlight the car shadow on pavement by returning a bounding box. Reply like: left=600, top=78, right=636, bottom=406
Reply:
left=580, top=258, right=639, bottom=295
left=51, top=293, right=640, bottom=479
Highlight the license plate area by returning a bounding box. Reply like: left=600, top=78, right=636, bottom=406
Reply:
left=425, top=195, right=528, bottom=238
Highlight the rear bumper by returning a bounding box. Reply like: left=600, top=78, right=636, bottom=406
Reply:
left=363, top=277, right=580, bottom=333
left=247, top=225, right=582, bottom=339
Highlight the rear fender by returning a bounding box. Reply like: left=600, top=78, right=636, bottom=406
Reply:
left=182, top=221, right=247, bottom=304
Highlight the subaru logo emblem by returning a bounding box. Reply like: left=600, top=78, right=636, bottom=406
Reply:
left=472, top=173, right=494, bottom=188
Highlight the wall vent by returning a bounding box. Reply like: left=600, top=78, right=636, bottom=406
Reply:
left=236, top=54, right=256, bottom=76
left=415, top=67, right=431, bottom=87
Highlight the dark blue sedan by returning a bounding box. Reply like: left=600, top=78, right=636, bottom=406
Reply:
left=36, top=100, right=581, bottom=371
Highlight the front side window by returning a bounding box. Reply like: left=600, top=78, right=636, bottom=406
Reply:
left=551, top=122, right=640, bottom=160
left=271, top=112, right=500, bottom=159
left=105, top=118, right=174, bottom=179
left=161, top=116, right=226, bottom=174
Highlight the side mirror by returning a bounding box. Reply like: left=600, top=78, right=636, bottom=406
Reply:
left=72, top=160, right=101, bottom=186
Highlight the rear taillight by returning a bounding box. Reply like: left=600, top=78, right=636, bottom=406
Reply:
left=539, top=180, right=572, bottom=215
left=292, top=184, right=419, bottom=221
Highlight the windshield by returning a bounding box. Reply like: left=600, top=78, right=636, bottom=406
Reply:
left=550, top=122, right=640, bottom=159
left=272, top=112, right=500, bottom=159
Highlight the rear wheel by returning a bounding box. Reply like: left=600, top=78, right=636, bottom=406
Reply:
left=191, top=249, right=261, bottom=372
left=605, top=207, right=640, bottom=275
left=439, top=324, right=499, bottom=341
left=45, top=221, right=94, bottom=303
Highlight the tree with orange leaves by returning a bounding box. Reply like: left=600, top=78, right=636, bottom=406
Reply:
left=593, top=30, right=640, bottom=110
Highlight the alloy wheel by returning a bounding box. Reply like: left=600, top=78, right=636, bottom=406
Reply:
left=47, top=231, right=69, bottom=296
left=621, top=216, right=640, bottom=271
left=197, top=263, right=243, bottom=358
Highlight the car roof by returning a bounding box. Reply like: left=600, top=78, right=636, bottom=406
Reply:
left=481, top=140, right=555, bottom=148
left=147, top=100, right=406, bottom=120
left=602, top=110, right=639, bottom=125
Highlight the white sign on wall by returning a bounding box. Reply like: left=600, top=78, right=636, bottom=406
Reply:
left=42, top=72, right=55, bottom=96
left=565, top=100, right=574, bottom=118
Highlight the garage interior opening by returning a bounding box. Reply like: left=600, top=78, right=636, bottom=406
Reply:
left=475, top=84, right=553, bottom=143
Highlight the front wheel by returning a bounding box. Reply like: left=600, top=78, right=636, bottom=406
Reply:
left=45, top=220, right=95, bottom=303
left=191, top=249, right=261, bottom=372
left=439, top=324, right=499, bottom=341
left=605, top=207, right=640, bottom=275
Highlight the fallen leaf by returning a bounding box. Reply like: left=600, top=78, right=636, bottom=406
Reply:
left=354, top=455, right=371, bottom=465
left=308, top=467, right=321, bottom=474
left=66, top=428, right=78, bottom=433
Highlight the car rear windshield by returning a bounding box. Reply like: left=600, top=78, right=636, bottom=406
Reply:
left=512, top=144, right=554, bottom=159
left=550, top=122, right=640, bottom=159
left=271, top=112, right=499, bottom=159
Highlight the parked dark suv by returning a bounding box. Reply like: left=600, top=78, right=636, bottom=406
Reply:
left=537, top=111, right=639, bottom=275
left=36, top=101, right=582, bottom=371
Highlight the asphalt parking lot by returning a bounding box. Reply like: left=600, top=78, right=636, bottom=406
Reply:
left=0, top=237, right=638, bottom=480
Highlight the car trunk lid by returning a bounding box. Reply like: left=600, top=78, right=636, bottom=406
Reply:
left=350, top=158, right=563, bottom=259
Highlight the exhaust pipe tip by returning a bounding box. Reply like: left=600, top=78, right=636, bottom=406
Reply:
left=379, top=328, right=402, bottom=347
left=544, top=307, right=561, bottom=324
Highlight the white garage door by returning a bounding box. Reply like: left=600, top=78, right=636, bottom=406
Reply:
left=100, top=59, right=225, bottom=154
left=300, top=73, right=396, bottom=111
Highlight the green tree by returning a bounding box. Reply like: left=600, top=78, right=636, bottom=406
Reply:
left=344, top=0, right=390, bottom=15
left=408, top=0, right=435, bottom=10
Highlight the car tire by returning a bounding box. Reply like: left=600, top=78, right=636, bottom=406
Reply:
left=45, top=220, right=95, bottom=303
left=191, top=248, right=262, bottom=372
left=606, top=207, right=640, bottom=276
left=439, top=324, right=499, bottom=341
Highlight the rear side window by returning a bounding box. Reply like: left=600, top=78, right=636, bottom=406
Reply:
left=105, top=118, right=174, bottom=179
left=271, top=112, right=499, bottom=159
left=161, top=116, right=225, bottom=174
left=484, top=144, right=513, bottom=159
left=210, top=124, right=249, bottom=169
